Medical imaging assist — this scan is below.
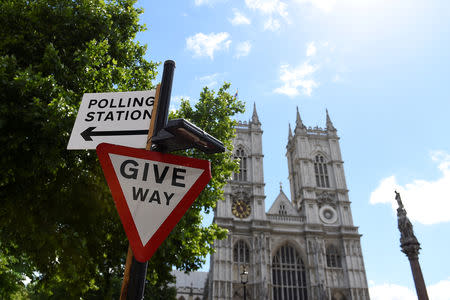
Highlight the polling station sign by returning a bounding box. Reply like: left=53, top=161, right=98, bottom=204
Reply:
left=67, top=90, right=156, bottom=149
left=96, top=143, right=211, bottom=262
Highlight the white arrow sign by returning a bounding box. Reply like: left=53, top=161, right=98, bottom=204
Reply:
left=67, top=90, right=156, bottom=150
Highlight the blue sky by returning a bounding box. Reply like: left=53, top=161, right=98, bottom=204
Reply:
left=136, top=0, right=450, bottom=298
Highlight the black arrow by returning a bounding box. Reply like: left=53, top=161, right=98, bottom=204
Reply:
left=81, top=127, right=149, bottom=141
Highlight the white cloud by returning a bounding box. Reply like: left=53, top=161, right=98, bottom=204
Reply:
left=370, top=151, right=450, bottom=225
left=245, top=0, right=288, bottom=16
left=245, top=0, right=288, bottom=31
left=194, top=0, right=223, bottom=6
left=429, top=278, right=450, bottom=300
left=274, top=62, right=318, bottom=97
left=170, top=95, right=191, bottom=113
left=197, top=73, right=221, bottom=87
left=369, top=279, right=450, bottom=300
left=331, top=74, right=344, bottom=82
left=186, top=32, right=231, bottom=59
left=264, top=16, right=281, bottom=31
left=306, top=41, right=317, bottom=57
left=307, top=40, right=333, bottom=57
left=171, top=95, right=190, bottom=104
left=369, top=283, right=417, bottom=300
left=274, top=41, right=337, bottom=96
left=294, top=0, right=337, bottom=13
left=194, top=0, right=208, bottom=5
left=235, top=41, right=252, bottom=58
left=229, top=9, right=251, bottom=26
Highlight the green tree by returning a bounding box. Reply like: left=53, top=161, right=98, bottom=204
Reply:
left=0, top=0, right=156, bottom=298
left=0, top=0, right=244, bottom=298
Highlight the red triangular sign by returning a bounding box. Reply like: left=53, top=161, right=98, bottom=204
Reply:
left=96, top=143, right=211, bottom=262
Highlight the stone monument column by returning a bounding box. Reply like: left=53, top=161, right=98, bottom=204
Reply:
left=395, top=191, right=429, bottom=300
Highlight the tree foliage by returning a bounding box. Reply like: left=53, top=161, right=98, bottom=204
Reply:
left=0, top=0, right=156, bottom=298
left=0, top=0, right=244, bottom=298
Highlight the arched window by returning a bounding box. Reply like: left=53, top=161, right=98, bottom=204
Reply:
left=234, top=147, right=247, bottom=181
left=178, top=297, right=186, bottom=300
left=332, top=291, right=347, bottom=300
left=326, top=245, right=342, bottom=268
left=314, top=155, right=330, bottom=188
left=272, top=244, right=308, bottom=300
left=279, top=204, right=287, bottom=215
left=233, top=240, right=250, bottom=264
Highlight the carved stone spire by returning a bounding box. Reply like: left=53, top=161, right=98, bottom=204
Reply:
left=295, top=106, right=306, bottom=130
left=326, top=109, right=336, bottom=132
left=396, top=192, right=419, bottom=256
left=395, top=191, right=429, bottom=300
left=252, top=102, right=260, bottom=125
left=288, top=123, right=293, bottom=139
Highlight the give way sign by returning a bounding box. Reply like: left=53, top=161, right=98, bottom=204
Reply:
left=96, top=143, right=211, bottom=262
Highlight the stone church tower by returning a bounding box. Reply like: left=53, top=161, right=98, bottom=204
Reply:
left=207, top=106, right=369, bottom=300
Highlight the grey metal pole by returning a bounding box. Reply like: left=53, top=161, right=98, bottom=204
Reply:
left=126, top=60, right=175, bottom=300
left=126, top=257, right=148, bottom=300
left=153, top=60, right=175, bottom=135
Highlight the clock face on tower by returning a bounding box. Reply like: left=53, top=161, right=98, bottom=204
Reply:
left=232, top=199, right=251, bottom=219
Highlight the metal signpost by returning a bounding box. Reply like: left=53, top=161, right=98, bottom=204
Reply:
left=68, top=60, right=225, bottom=299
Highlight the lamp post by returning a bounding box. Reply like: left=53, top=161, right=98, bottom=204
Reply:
left=240, top=265, right=248, bottom=300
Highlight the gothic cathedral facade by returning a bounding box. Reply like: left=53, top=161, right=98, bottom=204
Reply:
left=207, top=105, right=370, bottom=300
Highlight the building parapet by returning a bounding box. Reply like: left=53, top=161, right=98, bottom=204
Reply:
left=306, top=126, right=328, bottom=136
left=236, top=121, right=250, bottom=129
left=267, top=214, right=306, bottom=223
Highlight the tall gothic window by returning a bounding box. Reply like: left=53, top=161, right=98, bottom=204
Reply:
left=326, top=245, right=342, bottom=268
left=233, top=240, right=250, bottom=264
left=314, top=155, right=330, bottom=188
left=272, top=244, right=308, bottom=300
left=234, top=147, right=247, bottom=181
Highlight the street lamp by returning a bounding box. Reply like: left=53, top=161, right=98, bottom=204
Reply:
left=240, top=265, right=248, bottom=300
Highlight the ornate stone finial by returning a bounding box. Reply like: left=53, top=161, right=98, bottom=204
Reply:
left=395, top=190, right=404, bottom=209
left=252, top=102, right=261, bottom=125
left=326, top=109, right=336, bottom=131
left=395, top=192, right=420, bottom=257
left=280, top=182, right=283, bottom=192
left=296, top=106, right=306, bottom=130
left=288, top=123, right=293, bottom=139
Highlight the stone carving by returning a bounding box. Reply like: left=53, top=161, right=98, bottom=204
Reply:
left=395, top=191, right=420, bottom=254
left=398, top=213, right=417, bottom=245
left=317, top=191, right=336, bottom=207
left=395, top=190, right=404, bottom=209
left=261, top=276, right=267, bottom=299
left=318, top=282, right=328, bottom=300
left=395, top=192, right=429, bottom=300
left=232, top=185, right=251, bottom=200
